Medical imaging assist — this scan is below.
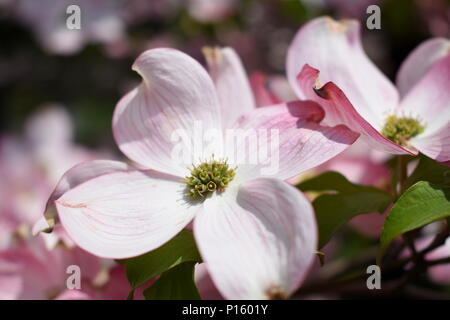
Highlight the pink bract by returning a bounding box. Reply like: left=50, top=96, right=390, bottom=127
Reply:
left=40, top=47, right=359, bottom=299
left=287, top=17, right=450, bottom=163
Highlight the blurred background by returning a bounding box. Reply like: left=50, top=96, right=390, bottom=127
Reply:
left=0, top=0, right=449, bottom=300
left=1, top=0, right=448, bottom=150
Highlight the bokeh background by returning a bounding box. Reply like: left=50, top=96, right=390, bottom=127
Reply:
left=1, top=0, right=448, bottom=150
left=0, top=0, right=449, bottom=300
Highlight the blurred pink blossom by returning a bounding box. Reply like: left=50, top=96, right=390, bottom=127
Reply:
left=0, top=235, right=134, bottom=299
left=288, top=17, right=450, bottom=164
left=188, top=0, right=237, bottom=23
left=0, top=106, right=137, bottom=299
left=195, top=263, right=224, bottom=300
left=11, top=0, right=124, bottom=55
left=324, top=0, right=381, bottom=19
left=38, top=47, right=360, bottom=299
left=250, top=72, right=296, bottom=108
left=249, top=69, right=391, bottom=237
left=416, top=0, right=450, bottom=38
left=402, top=233, right=450, bottom=285
left=0, top=106, right=105, bottom=248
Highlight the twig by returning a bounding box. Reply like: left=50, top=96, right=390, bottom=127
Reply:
left=427, top=256, right=450, bottom=266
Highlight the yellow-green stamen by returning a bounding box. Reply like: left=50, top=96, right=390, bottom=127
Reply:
left=381, top=115, right=425, bottom=146
left=184, top=157, right=236, bottom=199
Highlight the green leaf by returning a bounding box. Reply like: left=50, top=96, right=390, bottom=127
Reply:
left=297, top=171, right=362, bottom=194
left=143, top=262, right=200, bottom=300
left=337, top=228, right=377, bottom=260
left=313, top=192, right=392, bottom=248
left=405, top=155, right=450, bottom=189
left=379, top=181, right=450, bottom=262
left=121, top=230, right=201, bottom=289
left=298, top=171, right=393, bottom=248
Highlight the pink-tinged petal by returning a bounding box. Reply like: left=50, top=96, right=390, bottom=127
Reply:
left=113, top=48, right=222, bottom=176
left=33, top=217, right=52, bottom=237
left=194, top=178, right=317, bottom=299
left=411, top=123, right=450, bottom=163
left=203, top=47, right=255, bottom=128
left=25, top=105, right=74, bottom=148
left=195, top=263, right=224, bottom=300
left=0, top=238, right=65, bottom=299
left=33, top=160, right=131, bottom=235
left=298, top=65, right=416, bottom=155
left=56, top=170, right=200, bottom=259
left=266, top=75, right=297, bottom=102
left=396, top=38, right=450, bottom=97
left=0, top=275, right=22, bottom=300
left=401, top=55, right=450, bottom=162
left=269, top=76, right=297, bottom=101
left=0, top=215, right=18, bottom=250
left=0, top=235, right=105, bottom=299
left=188, top=0, right=236, bottom=23
left=39, top=225, right=76, bottom=250
left=250, top=72, right=282, bottom=107
left=55, top=289, right=92, bottom=300
left=317, top=141, right=391, bottom=187
left=75, top=264, right=140, bottom=300
left=97, top=264, right=139, bottom=300
left=287, top=17, right=399, bottom=128
left=63, top=247, right=103, bottom=282
left=230, top=101, right=359, bottom=181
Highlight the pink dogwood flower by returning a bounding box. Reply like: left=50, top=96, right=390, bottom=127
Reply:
left=249, top=68, right=392, bottom=238
left=0, top=106, right=107, bottom=250
left=10, top=0, right=124, bottom=55
left=187, top=0, right=236, bottom=23
left=0, top=235, right=139, bottom=300
left=250, top=72, right=297, bottom=108
left=38, top=47, right=358, bottom=299
left=195, top=263, right=224, bottom=300
left=287, top=17, right=450, bottom=163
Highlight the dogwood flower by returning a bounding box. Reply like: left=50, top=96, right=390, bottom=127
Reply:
left=250, top=71, right=296, bottom=108
left=0, top=235, right=140, bottom=300
left=287, top=17, right=450, bottom=163
left=187, top=0, right=236, bottom=23
left=11, top=0, right=124, bottom=55
left=38, top=47, right=358, bottom=299
left=195, top=263, right=224, bottom=300
left=0, top=106, right=107, bottom=250
left=249, top=68, right=391, bottom=237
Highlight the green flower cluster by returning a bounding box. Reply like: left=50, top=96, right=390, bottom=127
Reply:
left=381, top=115, right=425, bottom=146
left=184, top=158, right=236, bottom=199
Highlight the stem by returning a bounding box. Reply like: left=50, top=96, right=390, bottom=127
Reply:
left=403, top=231, right=419, bottom=261
left=396, top=155, right=421, bottom=261
left=421, top=227, right=450, bottom=257
left=428, top=256, right=450, bottom=266
left=293, top=272, right=369, bottom=297
left=397, top=155, right=408, bottom=196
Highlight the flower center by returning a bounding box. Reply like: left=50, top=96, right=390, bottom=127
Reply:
left=184, top=157, right=236, bottom=199
left=381, top=115, right=425, bottom=146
